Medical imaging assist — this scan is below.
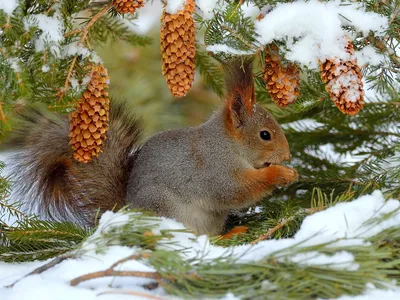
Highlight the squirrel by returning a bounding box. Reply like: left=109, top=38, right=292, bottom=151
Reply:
left=9, top=60, right=298, bottom=236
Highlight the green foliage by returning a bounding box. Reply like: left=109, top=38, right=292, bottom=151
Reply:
left=195, top=47, right=225, bottom=97
left=0, top=216, right=90, bottom=263
left=203, top=2, right=257, bottom=61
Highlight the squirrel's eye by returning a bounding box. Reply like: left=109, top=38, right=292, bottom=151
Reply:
left=260, top=130, right=271, bottom=141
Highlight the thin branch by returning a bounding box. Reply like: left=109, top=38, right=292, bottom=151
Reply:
left=70, top=253, right=162, bottom=286
left=251, top=217, right=293, bottom=245
left=70, top=270, right=162, bottom=286
left=389, top=6, right=400, bottom=26
left=7, top=253, right=74, bottom=288
left=251, top=207, right=326, bottom=244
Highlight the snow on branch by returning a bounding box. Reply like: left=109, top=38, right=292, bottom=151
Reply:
left=254, top=0, right=388, bottom=68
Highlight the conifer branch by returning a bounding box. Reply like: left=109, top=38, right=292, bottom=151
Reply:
left=59, top=3, right=113, bottom=103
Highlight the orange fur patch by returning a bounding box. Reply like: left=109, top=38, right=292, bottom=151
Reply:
left=219, top=226, right=248, bottom=240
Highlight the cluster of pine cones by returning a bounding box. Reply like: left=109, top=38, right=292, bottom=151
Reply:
left=69, top=1, right=364, bottom=163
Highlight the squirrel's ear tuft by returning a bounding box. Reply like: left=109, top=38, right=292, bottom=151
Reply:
left=223, top=58, right=255, bottom=132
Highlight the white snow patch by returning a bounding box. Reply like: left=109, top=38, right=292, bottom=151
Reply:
left=61, top=42, right=102, bottom=64
left=0, top=0, right=18, bottom=15
left=355, top=45, right=385, bottom=67
left=207, top=44, right=253, bottom=55
left=335, top=283, right=400, bottom=300
left=6, top=57, right=21, bottom=73
left=290, top=251, right=359, bottom=271
left=41, top=65, right=50, bottom=73
left=255, top=0, right=388, bottom=68
left=241, top=2, right=260, bottom=19
left=23, top=8, right=64, bottom=54
left=197, top=0, right=220, bottom=20
left=166, top=0, right=186, bottom=14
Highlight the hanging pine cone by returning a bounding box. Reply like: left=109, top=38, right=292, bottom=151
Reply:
left=319, top=39, right=364, bottom=116
left=113, top=0, right=144, bottom=14
left=69, top=65, right=110, bottom=163
left=160, top=0, right=196, bottom=97
left=263, top=45, right=300, bottom=107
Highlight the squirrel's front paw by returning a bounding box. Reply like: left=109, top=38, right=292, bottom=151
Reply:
left=265, top=165, right=298, bottom=186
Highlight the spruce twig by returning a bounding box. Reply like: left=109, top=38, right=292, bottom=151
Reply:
left=70, top=253, right=162, bottom=286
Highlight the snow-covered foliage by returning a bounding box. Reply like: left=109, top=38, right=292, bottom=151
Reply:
left=1, top=191, right=400, bottom=299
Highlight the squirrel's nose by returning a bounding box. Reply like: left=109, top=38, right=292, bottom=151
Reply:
left=282, top=150, right=291, bottom=162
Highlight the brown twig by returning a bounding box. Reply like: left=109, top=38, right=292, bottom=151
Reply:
left=389, top=6, right=400, bottom=26
left=7, top=254, right=74, bottom=288
left=0, top=102, right=7, bottom=123
left=251, top=217, right=293, bottom=245
left=59, top=3, right=112, bottom=103
left=71, top=270, right=162, bottom=287
left=251, top=207, right=328, bottom=245
left=64, top=29, right=82, bottom=38
left=70, top=253, right=162, bottom=286
left=97, top=289, right=165, bottom=300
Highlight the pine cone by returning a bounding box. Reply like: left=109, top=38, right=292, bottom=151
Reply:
left=113, top=0, right=144, bottom=14
left=320, top=39, right=364, bottom=116
left=263, top=45, right=300, bottom=107
left=160, top=0, right=196, bottom=97
left=69, top=65, right=110, bottom=163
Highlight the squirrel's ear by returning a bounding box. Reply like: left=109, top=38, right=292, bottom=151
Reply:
left=223, top=58, right=256, bottom=132
left=226, top=93, right=247, bottom=129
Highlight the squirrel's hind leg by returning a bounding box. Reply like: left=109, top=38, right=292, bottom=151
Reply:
left=127, top=187, right=228, bottom=236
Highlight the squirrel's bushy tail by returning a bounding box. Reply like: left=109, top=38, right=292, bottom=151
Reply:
left=10, top=102, right=142, bottom=226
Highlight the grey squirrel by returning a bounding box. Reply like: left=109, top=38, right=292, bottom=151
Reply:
left=10, top=60, right=298, bottom=236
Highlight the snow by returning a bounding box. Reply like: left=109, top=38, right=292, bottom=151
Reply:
left=241, top=2, right=260, bottom=20
left=254, top=0, right=388, bottom=69
left=23, top=7, right=64, bottom=54
left=165, top=0, right=186, bottom=14
left=197, top=0, right=220, bottom=20
left=6, top=57, right=21, bottom=73
left=207, top=44, right=253, bottom=55
left=41, top=65, right=50, bottom=73
left=355, top=45, right=385, bottom=67
left=1, top=188, right=399, bottom=299
left=0, top=0, right=18, bottom=15
left=61, top=42, right=102, bottom=64
left=334, top=283, right=400, bottom=300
